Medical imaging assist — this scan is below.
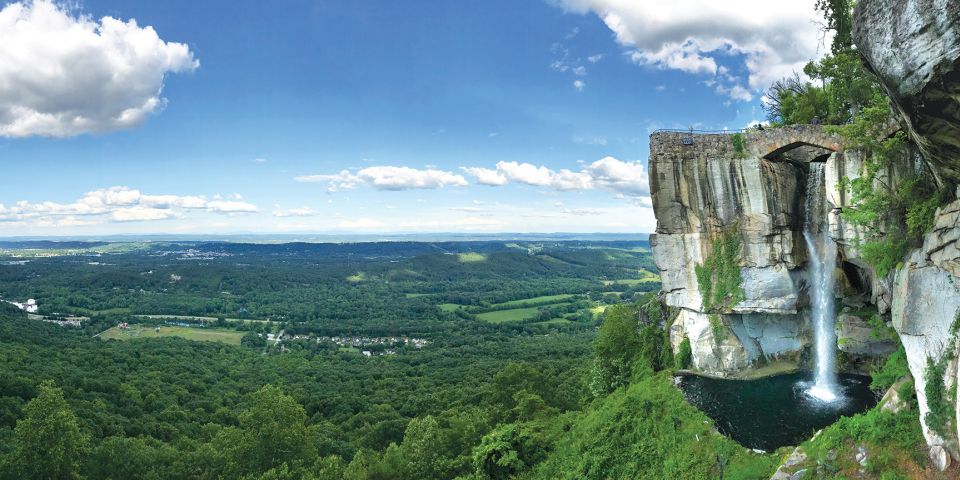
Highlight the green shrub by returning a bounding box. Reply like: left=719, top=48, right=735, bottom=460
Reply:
left=695, top=224, right=745, bottom=312
left=675, top=338, right=692, bottom=370
left=870, top=345, right=909, bottom=390
left=730, top=133, right=746, bottom=158
left=708, top=314, right=728, bottom=344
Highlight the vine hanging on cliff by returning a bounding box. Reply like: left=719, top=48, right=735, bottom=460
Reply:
left=694, top=223, right=745, bottom=312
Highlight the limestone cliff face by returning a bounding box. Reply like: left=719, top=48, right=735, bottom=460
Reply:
left=649, top=127, right=901, bottom=376
left=648, top=130, right=831, bottom=375
left=852, top=0, right=960, bottom=460
left=891, top=201, right=960, bottom=457
left=853, top=0, right=960, bottom=184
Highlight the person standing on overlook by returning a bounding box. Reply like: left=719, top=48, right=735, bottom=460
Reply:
left=811, top=116, right=820, bottom=125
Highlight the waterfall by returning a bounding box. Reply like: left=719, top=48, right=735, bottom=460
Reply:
left=803, top=163, right=839, bottom=402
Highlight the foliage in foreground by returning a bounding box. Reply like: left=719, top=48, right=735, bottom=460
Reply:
left=533, top=370, right=779, bottom=480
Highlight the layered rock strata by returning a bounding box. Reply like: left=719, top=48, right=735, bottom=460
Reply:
left=853, top=0, right=960, bottom=184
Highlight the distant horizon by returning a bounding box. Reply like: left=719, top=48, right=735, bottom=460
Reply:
left=0, top=231, right=652, bottom=243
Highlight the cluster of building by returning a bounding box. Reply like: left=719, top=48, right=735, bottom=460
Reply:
left=273, top=334, right=430, bottom=356
left=159, top=249, right=234, bottom=260
left=3, top=298, right=38, bottom=313
left=329, top=335, right=429, bottom=349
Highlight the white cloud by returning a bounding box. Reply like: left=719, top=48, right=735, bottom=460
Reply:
left=111, top=206, right=182, bottom=222
left=572, top=66, right=586, bottom=76
left=459, top=166, right=508, bottom=186
left=489, top=132, right=498, bottom=137
left=234, top=193, right=243, bottom=200
left=206, top=201, right=260, bottom=216
left=587, top=54, right=605, bottom=62
left=0, top=186, right=262, bottom=227
left=563, top=208, right=605, bottom=215
left=252, top=158, right=266, bottom=163
left=716, top=84, right=753, bottom=102
left=656, top=85, right=665, bottom=91
left=295, top=166, right=469, bottom=191
left=573, top=80, right=585, bottom=91
left=460, top=158, right=649, bottom=200
left=417, top=199, right=426, bottom=203
left=450, top=207, right=482, bottom=212
left=583, top=157, right=649, bottom=197
left=566, top=27, right=579, bottom=38
left=548, top=0, right=823, bottom=94
left=473, top=200, right=485, bottom=205
left=0, top=0, right=199, bottom=138
left=175, top=224, right=198, bottom=230
left=272, top=204, right=318, bottom=217
left=496, top=161, right=593, bottom=191
left=554, top=202, right=564, bottom=206
left=338, top=218, right=387, bottom=228
left=387, top=205, right=396, bottom=210
left=213, top=222, right=228, bottom=227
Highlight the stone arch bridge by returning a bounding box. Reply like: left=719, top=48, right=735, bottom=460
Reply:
left=649, top=125, right=848, bottom=163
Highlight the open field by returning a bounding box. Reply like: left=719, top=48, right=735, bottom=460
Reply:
left=99, top=325, right=246, bottom=345
left=494, top=294, right=574, bottom=307
left=536, top=318, right=572, bottom=325
left=439, top=303, right=461, bottom=312
left=477, top=307, right=542, bottom=323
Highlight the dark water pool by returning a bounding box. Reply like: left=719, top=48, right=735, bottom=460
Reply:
left=678, top=372, right=879, bottom=452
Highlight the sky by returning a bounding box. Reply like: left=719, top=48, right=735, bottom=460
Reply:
left=0, top=0, right=826, bottom=236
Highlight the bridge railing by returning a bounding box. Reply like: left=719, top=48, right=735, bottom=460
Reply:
left=653, top=128, right=749, bottom=134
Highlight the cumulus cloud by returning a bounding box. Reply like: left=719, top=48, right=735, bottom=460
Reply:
left=587, top=54, right=605, bottom=62
left=573, top=80, right=585, bottom=91
left=0, top=186, right=261, bottom=227
left=338, top=218, right=387, bottom=228
left=458, top=157, right=652, bottom=207
left=0, top=0, right=199, bottom=138
left=272, top=204, right=318, bottom=217
left=547, top=0, right=823, bottom=97
left=473, top=200, right=485, bottom=205
left=460, top=167, right=508, bottom=186
left=295, top=166, right=469, bottom=192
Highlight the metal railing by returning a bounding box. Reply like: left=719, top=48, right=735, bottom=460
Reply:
left=653, top=128, right=749, bottom=134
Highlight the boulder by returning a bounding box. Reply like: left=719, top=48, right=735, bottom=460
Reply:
left=880, top=375, right=913, bottom=414
left=835, top=314, right=899, bottom=356
left=852, top=0, right=960, bottom=184
left=930, top=445, right=952, bottom=471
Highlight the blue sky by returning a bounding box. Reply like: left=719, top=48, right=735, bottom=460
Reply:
left=0, top=0, right=823, bottom=236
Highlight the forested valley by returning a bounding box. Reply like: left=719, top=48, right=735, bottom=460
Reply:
left=0, top=239, right=776, bottom=480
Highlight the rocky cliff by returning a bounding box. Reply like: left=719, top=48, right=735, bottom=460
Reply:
left=650, top=128, right=860, bottom=376
left=852, top=0, right=960, bottom=461
left=650, top=0, right=960, bottom=464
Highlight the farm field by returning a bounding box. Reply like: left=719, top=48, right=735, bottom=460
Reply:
left=477, top=307, right=543, bottom=323
left=494, top=294, right=574, bottom=307
left=99, top=324, right=246, bottom=345
left=439, top=303, right=461, bottom=312
left=536, top=318, right=573, bottom=325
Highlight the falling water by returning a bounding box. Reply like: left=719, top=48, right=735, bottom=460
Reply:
left=803, top=163, right=839, bottom=402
